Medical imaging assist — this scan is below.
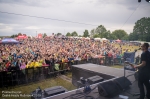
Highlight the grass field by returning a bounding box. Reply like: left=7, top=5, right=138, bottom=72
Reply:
left=65, top=72, right=72, bottom=78
left=113, top=44, right=140, bottom=53
left=0, top=77, right=76, bottom=99
left=0, top=44, right=139, bottom=99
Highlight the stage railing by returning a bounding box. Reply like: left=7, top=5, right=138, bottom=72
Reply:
left=0, top=57, right=124, bottom=88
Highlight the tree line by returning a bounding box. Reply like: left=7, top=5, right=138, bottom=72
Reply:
left=66, top=17, right=150, bottom=42
left=10, top=17, right=150, bottom=42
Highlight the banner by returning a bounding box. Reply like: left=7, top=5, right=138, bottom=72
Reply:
left=38, top=33, right=42, bottom=38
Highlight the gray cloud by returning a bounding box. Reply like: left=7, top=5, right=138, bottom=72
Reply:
left=0, top=0, right=150, bottom=36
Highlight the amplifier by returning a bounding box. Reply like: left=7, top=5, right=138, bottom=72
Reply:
left=87, top=75, right=104, bottom=85
left=44, top=86, right=67, bottom=97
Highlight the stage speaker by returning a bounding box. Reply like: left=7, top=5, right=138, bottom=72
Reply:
left=98, top=80, right=121, bottom=97
left=44, top=86, right=67, bottom=97
left=87, top=75, right=104, bottom=85
left=113, top=76, right=132, bottom=91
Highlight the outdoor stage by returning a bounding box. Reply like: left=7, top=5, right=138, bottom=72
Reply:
left=44, top=63, right=140, bottom=99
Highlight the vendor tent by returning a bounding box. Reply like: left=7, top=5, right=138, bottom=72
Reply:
left=102, top=38, right=107, bottom=41
left=1, top=38, right=19, bottom=44
left=17, top=35, right=28, bottom=39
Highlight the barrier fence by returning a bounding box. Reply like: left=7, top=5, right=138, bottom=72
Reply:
left=0, top=57, right=125, bottom=88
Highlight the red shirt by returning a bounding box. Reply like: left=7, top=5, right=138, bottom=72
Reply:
left=108, top=52, right=112, bottom=57
left=6, top=62, right=11, bottom=68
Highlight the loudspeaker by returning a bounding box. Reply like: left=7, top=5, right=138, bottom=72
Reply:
left=113, top=76, right=132, bottom=90
left=44, top=86, right=67, bottom=97
left=87, top=75, right=104, bottom=85
left=98, top=80, right=121, bottom=97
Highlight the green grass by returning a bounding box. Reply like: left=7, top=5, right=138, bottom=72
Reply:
left=65, top=72, right=72, bottom=78
left=113, top=44, right=140, bottom=53
left=111, top=65, right=123, bottom=69
left=0, top=77, right=76, bottom=99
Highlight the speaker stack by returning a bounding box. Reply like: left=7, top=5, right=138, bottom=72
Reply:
left=98, top=80, right=120, bottom=97
left=44, top=86, right=67, bottom=97
left=31, top=86, right=68, bottom=99
left=98, top=76, right=131, bottom=98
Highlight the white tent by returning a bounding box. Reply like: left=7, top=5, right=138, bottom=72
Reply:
left=102, top=38, right=107, bottom=41
left=94, top=38, right=102, bottom=41
left=85, top=37, right=90, bottom=40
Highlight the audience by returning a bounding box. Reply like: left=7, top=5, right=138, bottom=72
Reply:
left=0, top=36, right=139, bottom=72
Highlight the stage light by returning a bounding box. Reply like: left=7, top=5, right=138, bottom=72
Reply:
left=138, top=0, right=150, bottom=2
left=146, top=0, right=150, bottom=2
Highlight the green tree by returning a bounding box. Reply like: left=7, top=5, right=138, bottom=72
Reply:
left=93, top=34, right=100, bottom=38
left=18, top=33, right=22, bottom=36
left=111, top=29, right=128, bottom=40
left=90, top=29, right=95, bottom=38
left=11, top=34, right=18, bottom=38
left=133, top=17, right=150, bottom=41
left=66, top=32, right=71, bottom=36
left=57, top=33, right=62, bottom=36
left=109, top=34, right=117, bottom=40
left=90, top=26, right=111, bottom=39
left=103, top=30, right=111, bottom=39
left=95, top=25, right=107, bottom=38
left=83, top=30, right=89, bottom=37
left=128, top=32, right=136, bottom=41
left=43, top=33, right=47, bottom=38
left=71, top=31, right=78, bottom=36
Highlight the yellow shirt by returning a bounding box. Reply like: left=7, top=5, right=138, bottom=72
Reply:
left=39, top=62, right=42, bottom=67
left=34, top=62, right=40, bottom=68
left=26, top=62, right=30, bottom=68
left=62, top=58, right=65, bottom=63
left=29, top=62, right=35, bottom=68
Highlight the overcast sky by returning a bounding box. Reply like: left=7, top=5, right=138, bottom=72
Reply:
left=0, top=0, right=150, bottom=36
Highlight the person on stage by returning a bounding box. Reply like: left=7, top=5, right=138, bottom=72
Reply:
left=128, top=43, right=150, bottom=99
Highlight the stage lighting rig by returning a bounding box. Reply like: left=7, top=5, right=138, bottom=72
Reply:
left=138, top=0, right=150, bottom=2
left=146, top=0, right=150, bottom=2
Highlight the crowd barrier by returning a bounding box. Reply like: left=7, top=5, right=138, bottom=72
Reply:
left=0, top=57, right=124, bottom=88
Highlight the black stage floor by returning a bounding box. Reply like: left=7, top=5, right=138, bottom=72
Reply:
left=44, top=63, right=140, bottom=99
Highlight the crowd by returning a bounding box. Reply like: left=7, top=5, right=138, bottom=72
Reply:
left=0, top=36, right=139, bottom=72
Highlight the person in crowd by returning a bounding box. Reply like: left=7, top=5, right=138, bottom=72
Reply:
left=0, top=37, right=140, bottom=72
left=135, top=55, right=140, bottom=65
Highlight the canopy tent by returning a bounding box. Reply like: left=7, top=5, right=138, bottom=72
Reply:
left=94, top=38, right=102, bottom=41
left=115, top=39, right=121, bottom=42
left=1, top=38, right=20, bottom=44
left=102, top=38, right=107, bottom=41
left=17, top=35, right=28, bottom=39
